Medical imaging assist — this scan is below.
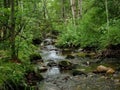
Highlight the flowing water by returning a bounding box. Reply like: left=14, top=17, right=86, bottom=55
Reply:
left=37, top=38, right=120, bottom=90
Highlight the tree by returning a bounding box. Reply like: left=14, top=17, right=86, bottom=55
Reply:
left=10, top=0, right=16, bottom=59
left=105, top=0, right=109, bottom=37
left=78, top=0, right=82, bottom=18
left=61, top=0, right=65, bottom=20
left=70, top=0, right=76, bottom=24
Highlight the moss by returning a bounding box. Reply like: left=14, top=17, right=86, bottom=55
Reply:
left=76, top=52, right=87, bottom=57
left=58, top=60, right=73, bottom=70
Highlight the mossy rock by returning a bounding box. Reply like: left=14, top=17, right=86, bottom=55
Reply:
left=47, top=60, right=57, bottom=67
left=30, top=54, right=43, bottom=63
left=66, top=54, right=75, bottom=59
left=76, top=52, right=96, bottom=58
left=58, top=60, right=73, bottom=70
left=76, top=52, right=87, bottom=57
left=72, top=69, right=87, bottom=76
left=37, top=66, right=48, bottom=72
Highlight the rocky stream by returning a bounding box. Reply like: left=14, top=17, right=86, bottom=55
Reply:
left=33, top=37, right=120, bottom=90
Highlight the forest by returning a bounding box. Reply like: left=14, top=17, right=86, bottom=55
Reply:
left=0, top=0, right=120, bottom=90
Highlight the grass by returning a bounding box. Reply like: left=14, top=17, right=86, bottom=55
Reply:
left=0, top=57, right=34, bottom=90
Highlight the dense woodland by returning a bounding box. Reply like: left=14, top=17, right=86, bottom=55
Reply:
left=0, top=0, right=120, bottom=90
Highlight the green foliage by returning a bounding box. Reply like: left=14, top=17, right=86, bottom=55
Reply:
left=0, top=0, right=120, bottom=89
left=56, top=22, right=80, bottom=48
left=15, top=19, right=39, bottom=61
left=56, top=0, right=120, bottom=50
left=100, top=19, right=120, bottom=48
left=0, top=60, right=33, bottom=89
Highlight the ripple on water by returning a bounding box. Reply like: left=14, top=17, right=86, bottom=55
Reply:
left=46, top=67, right=60, bottom=76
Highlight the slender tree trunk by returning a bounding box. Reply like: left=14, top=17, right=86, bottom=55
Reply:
left=10, top=0, right=16, bottom=59
left=4, top=0, right=7, bottom=8
left=3, top=0, right=10, bottom=39
left=70, top=0, right=76, bottom=24
left=43, top=0, right=47, bottom=19
left=105, top=0, right=109, bottom=40
left=4, top=0, right=10, bottom=8
left=78, top=0, right=82, bottom=18
left=62, top=0, right=65, bottom=20
left=18, top=0, right=23, bottom=16
left=105, top=0, right=109, bottom=29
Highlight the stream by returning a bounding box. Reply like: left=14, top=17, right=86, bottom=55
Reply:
left=36, top=38, right=120, bottom=90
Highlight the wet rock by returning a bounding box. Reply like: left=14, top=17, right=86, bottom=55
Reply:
left=43, top=38, right=54, bottom=45
left=72, top=69, right=87, bottom=77
left=37, top=66, right=48, bottom=72
left=30, top=54, right=43, bottom=63
left=72, top=64, right=80, bottom=69
left=58, top=60, right=73, bottom=70
left=47, top=60, right=57, bottom=67
left=66, top=54, right=75, bottom=59
left=25, top=71, right=44, bottom=86
left=62, top=76, right=70, bottom=81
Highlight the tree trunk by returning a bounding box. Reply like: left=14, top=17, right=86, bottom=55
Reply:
left=43, top=0, right=47, bottom=19
left=70, top=0, right=76, bottom=24
left=105, top=0, right=109, bottom=29
left=78, top=0, right=82, bottom=18
left=105, top=0, right=109, bottom=40
left=62, top=0, right=65, bottom=20
left=4, top=0, right=10, bottom=8
left=2, top=0, right=10, bottom=39
left=10, top=0, right=16, bottom=59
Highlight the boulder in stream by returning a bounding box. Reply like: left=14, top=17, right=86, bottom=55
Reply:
left=37, top=66, right=48, bottom=72
left=93, top=65, right=115, bottom=74
left=30, top=54, right=43, bottom=64
left=58, top=60, right=73, bottom=70
left=66, top=54, right=75, bottom=59
left=47, top=60, right=57, bottom=67
left=72, top=69, right=87, bottom=77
